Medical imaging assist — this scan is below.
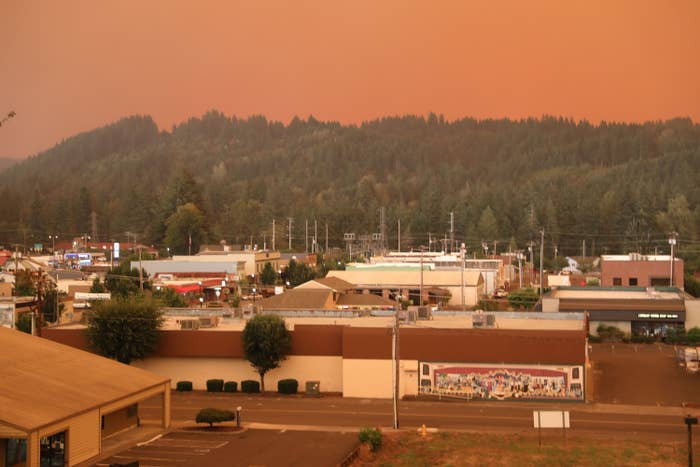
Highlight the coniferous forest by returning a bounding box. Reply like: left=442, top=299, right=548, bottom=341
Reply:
left=1, top=111, right=699, bottom=267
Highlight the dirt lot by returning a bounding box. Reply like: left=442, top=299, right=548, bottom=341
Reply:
left=591, top=342, right=700, bottom=406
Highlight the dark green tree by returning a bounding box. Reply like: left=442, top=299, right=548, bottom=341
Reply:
left=164, top=203, right=206, bottom=255
left=90, top=277, right=106, bottom=293
left=283, top=259, right=316, bottom=287
left=153, top=286, right=187, bottom=307
left=13, top=270, right=36, bottom=297
left=242, top=314, right=291, bottom=392
left=105, top=254, right=150, bottom=298
left=15, top=313, right=32, bottom=334
left=86, top=298, right=164, bottom=364
left=260, top=262, right=277, bottom=285
left=507, top=287, right=539, bottom=310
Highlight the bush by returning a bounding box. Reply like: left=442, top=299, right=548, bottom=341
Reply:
left=277, top=379, right=298, bottom=394
left=206, top=379, right=224, bottom=392
left=176, top=381, right=193, bottom=392
left=359, top=427, right=382, bottom=452
left=223, top=381, right=238, bottom=393
left=196, top=408, right=234, bottom=428
left=596, top=324, right=625, bottom=343
left=588, top=334, right=602, bottom=343
left=241, top=380, right=260, bottom=393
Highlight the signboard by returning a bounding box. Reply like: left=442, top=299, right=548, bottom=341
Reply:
left=74, top=292, right=111, bottom=301
left=533, top=411, right=570, bottom=428
left=113, top=242, right=120, bottom=259
left=0, top=303, right=15, bottom=329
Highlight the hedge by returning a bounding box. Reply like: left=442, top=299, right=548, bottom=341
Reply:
left=241, top=380, right=260, bottom=393
left=277, top=379, right=298, bottom=394
left=176, top=381, right=193, bottom=392
left=223, top=381, right=238, bottom=393
left=206, top=379, right=224, bottom=392
left=196, top=408, right=234, bottom=427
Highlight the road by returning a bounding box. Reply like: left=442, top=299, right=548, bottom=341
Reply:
left=141, top=392, right=695, bottom=441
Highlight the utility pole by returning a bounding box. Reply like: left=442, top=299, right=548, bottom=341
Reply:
left=539, top=229, right=545, bottom=297
left=314, top=220, right=318, bottom=254
left=325, top=223, right=329, bottom=253
left=582, top=239, right=586, bottom=259
left=517, top=252, right=523, bottom=289
left=460, top=243, right=466, bottom=311
left=138, top=246, right=144, bottom=293
left=272, top=219, right=275, bottom=251
left=392, top=303, right=400, bottom=429
left=305, top=220, right=308, bottom=253
left=397, top=219, right=401, bottom=252
left=288, top=218, right=293, bottom=250
left=528, top=241, right=534, bottom=286
left=419, top=247, right=424, bottom=307
left=449, top=211, right=454, bottom=253
left=669, top=232, right=678, bottom=287
left=493, top=240, right=497, bottom=258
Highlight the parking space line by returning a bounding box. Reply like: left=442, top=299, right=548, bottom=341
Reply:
left=113, top=455, right=187, bottom=462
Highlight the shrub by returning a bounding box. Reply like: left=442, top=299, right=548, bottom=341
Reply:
left=176, top=381, right=193, bottom=392
left=596, top=324, right=625, bottom=343
left=359, top=427, right=382, bottom=452
left=241, top=380, right=260, bottom=393
left=223, top=381, right=238, bottom=393
left=588, top=335, right=602, bottom=343
left=206, top=379, right=224, bottom=392
left=195, top=408, right=234, bottom=428
left=277, top=379, right=298, bottom=394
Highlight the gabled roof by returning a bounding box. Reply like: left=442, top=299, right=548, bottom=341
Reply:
left=259, top=289, right=335, bottom=310
left=336, top=293, right=396, bottom=308
left=295, top=276, right=355, bottom=292
left=0, top=327, right=169, bottom=433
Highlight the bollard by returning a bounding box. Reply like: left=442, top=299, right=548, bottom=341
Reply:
left=421, top=424, right=427, bottom=438
left=237, top=406, right=242, bottom=428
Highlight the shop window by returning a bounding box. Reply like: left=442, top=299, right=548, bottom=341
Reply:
left=422, top=364, right=430, bottom=376
left=40, top=431, right=66, bottom=467
left=629, top=278, right=638, bottom=286
left=612, top=277, right=622, bottom=286
left=572, top=368, right=580, bottom=380
left=6, top=438, right=27, bottom=467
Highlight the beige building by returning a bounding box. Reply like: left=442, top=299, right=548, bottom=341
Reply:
left=0, top=328, right=170, bottom=467
left=189, top=250, right=282, bottom=277
left=326, top=268, right=484, bottom=307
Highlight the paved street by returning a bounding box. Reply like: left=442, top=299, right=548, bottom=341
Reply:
left=140, top=391, right=696, bottom=442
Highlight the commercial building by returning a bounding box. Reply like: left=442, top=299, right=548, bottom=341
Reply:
left=326, top=266, right=484, bottom=307
left=43, top=312, right=587, bottom=403
left=542, top=286, right=700, bottom=337
left=0, top=327, right=170, bottom=467
left=600, top=254, right=684, bottom=289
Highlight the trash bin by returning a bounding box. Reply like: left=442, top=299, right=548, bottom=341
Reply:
left=305, top=381, right=320, bottom=396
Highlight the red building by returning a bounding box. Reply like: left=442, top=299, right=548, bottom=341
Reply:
left=600, top=254, right=684, bottom=289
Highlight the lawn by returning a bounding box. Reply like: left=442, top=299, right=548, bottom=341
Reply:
left=354, top=431, right=689, bottom=466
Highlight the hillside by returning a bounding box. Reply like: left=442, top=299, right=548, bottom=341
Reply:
left=1, top=112, right=698, bottom=262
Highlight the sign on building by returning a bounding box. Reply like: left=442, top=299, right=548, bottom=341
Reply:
left=0, top=303, right=15, bottom=329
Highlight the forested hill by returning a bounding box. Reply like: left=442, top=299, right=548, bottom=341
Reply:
left=1, top=112, right=699, bottom=261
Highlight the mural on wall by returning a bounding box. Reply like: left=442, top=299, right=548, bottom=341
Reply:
left=419, top=362, right=584, bottom=401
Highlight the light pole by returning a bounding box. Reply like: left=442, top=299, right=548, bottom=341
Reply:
left=252, top=287, right=257, bottom=304
left=460, top=243, right=466, bottom=311
left=685, top=415, right=698, bottom=467
left=669, top=233, right=678, bottom=287
left=392, top=296, right=401, bottom=429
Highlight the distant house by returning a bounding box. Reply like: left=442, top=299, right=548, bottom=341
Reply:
left=0, top=327, right=170, bottom=466
left=600, top=254, right=684, bottom=289
left=259, top=277, right=396, bottom=311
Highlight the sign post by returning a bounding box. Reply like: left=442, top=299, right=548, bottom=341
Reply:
left=533, top=411, right=570, bottom=448
left=685, top=415, right=697, bottom=467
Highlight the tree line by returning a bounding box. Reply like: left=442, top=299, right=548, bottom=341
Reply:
left=0, top=112, right=698, bottom=269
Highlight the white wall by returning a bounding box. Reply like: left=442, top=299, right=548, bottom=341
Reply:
left=685, top=300, right=700, bottom=330
left=133, top=356, right=343, bottom=392
left=341, top=359, right=419, bottom=398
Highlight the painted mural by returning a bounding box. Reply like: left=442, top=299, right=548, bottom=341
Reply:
left=418, top=362, right=584, bottom=401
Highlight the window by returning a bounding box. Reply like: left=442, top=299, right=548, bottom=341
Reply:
left=572, top=368, right=580, bottom=379
left=40, top=431, right=66, bottom=467
left=6, top=438, right=27, bottom=467
left=422, top=364, right=430, bottom=376
left=613, top=277, right=622, bottom=286
left=629, top=278, right=638, bottom=286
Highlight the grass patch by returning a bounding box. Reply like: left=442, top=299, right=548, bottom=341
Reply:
left=355, top=432, right=692, bottom=467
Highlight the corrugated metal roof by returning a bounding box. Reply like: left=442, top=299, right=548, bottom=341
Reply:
left=259, top=289, right=334, bottom=310
left=0, top=327, right=169, bottom=432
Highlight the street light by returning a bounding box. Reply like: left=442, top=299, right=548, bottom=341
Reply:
left=252, top=287, right=257, bottom=303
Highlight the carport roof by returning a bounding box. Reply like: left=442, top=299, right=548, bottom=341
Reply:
left=0, top=327, right=169, bottom=433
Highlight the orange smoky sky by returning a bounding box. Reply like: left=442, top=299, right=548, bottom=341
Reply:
left=1, top=0, right=699, bottom=158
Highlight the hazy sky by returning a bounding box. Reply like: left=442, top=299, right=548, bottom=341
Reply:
left=2, top=0, right=699, bottom=158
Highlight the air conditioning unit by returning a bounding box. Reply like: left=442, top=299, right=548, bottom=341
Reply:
left=178, top=318, right=200, bottom=330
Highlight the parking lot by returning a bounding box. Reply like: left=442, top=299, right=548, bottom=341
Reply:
left=97, top=429, right=358, bottom=467
left=591, top=342, right=700, bottom=406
